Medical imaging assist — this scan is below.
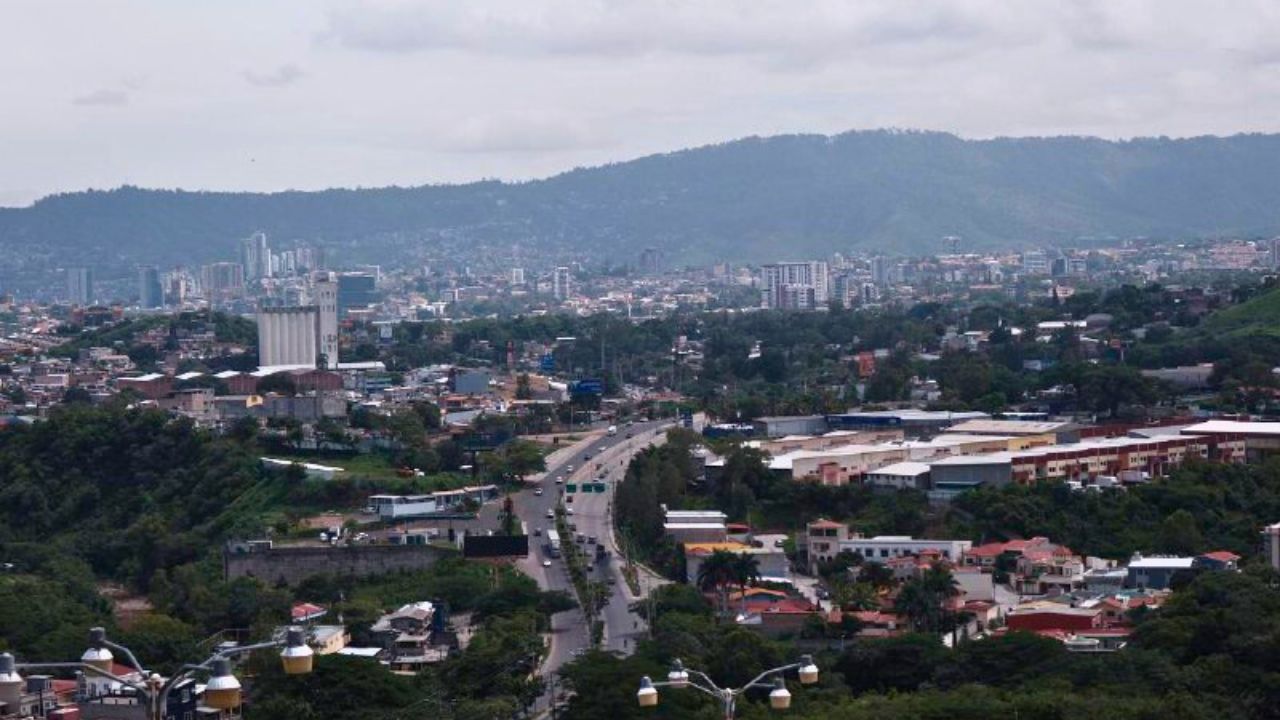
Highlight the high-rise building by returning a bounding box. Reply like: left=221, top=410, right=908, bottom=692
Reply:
left=66, top=267, right=94, bottom=306
left=337, top=273, right=378, bottom=318
left=553, top=266, right=572, bottom=301
left=511, top=268, right=526, bottom=285
left=138, top=266, right=163, bottom=308
left=166, top=270, right=189, bottom=306
left=1022, top=250, right=1051, bottom=275
left=870, top=256, right=889, bottom=286
left=240, top=231, right=272, bottom=281
left=832, top=272, right=859, bottom=309
left=202, top=262, right=245, bottom=299
left=638, top=247, right=660, bottom=274
left=312, top=274, right=339, bottom=369
left=1270, top=237, right=1280, bottom=269
left=761, top=261, right=829, bottom=310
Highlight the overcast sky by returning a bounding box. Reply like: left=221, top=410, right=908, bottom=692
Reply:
left=2, top=0, right=1278, bottom=206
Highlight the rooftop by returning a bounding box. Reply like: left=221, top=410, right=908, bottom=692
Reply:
left=1182, top=420, right=1280, bottom=436
left=949, top=419, right=1076, bottom=435
left=866, top=461, right=931, bottom=477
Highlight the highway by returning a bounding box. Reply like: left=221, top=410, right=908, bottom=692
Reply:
left=509, top=419, right=672, bottom=710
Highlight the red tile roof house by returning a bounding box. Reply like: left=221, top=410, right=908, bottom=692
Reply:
left=964, top=600, right=1000, bottom=629
left=732, top=589, right=823, bottom=637
left=834, top=610, right=906, bottom=638
left=1098, top=594, right=1165, bottom=625
left=1197, top=551, right=1241, bottom=571
left=1006, top=603, right=1104, bottom=633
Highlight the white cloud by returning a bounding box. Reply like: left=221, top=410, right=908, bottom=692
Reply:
left=243, top=63, right=306, bottom=88
left=72, top=88, right=129, bottom=107
left=1, top=0, right=1279, bottom=204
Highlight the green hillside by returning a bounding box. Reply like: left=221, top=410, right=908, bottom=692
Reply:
left=4, top=130, right=1280, bottom=282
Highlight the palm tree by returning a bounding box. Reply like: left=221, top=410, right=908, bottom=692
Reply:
left=730, top=553, right=762, bottom=615
left=696, top=550, right=740, bottom=617
left=895, top=565, right=961, bottom=633
left=893, top=580, right=935, bottom=632
left=858, top=561, right=895, bottom=590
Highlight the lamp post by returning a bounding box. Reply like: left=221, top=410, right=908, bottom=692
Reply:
left=2, top=625, right=313, bottom=720
left=637, top=655, right=819, bottom=720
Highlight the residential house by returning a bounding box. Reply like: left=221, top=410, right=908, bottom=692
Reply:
left=370, top=602, right=448, bottom=673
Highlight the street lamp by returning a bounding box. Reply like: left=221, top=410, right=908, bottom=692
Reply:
left=768, top=677, right=791, bottom=710
left=3, top=625, right=314, bottom=720
left=666, top=659, right=689, bottom=689
left=637, top=655, right=819, bottom=719
left=281, top=627, right=315, bottom=675
left=203, top=658, right=242, bottom=710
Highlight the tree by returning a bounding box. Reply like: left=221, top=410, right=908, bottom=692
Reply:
left=515, top=373, right=533, bottom=400
left=115, top=614, right=200, bottom=674
left=1157, top=509, right=1203, bottom=556
left=696, top=550, right=740, bottom=617
left=730, top=553, right=761, bottom=613
left=256, top=373, right=298, bottom=397
left=501, top=439, right=546, bottom=481
left=895, top=565, right=959, bottom=633
left=62, top=386, right=93, bottom=405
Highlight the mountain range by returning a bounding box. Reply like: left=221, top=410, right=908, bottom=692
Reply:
left=4, top=129, right=1280, bottom=272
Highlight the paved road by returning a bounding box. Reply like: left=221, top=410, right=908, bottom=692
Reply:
left=567, top=428, right=673, bottom=654
left=510, top=419, right=672, bottom=711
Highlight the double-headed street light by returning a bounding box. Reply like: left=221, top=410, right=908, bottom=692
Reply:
left=0, top=625, right=313, bottom=719
left=638, top=655, right=819, bottom=718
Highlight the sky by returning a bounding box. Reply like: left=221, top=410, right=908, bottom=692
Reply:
left=2, top=0, right=1279, bottom=207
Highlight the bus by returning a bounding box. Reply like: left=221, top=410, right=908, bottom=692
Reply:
left=545, top=529, right=562, bottom=558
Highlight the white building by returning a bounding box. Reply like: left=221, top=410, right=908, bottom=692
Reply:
left=840, top=535, right=971, bottom=564
left=1264, top=522, right=1280, bottom=571
left=241, top=231, right=272, bottom=280
left=511, top=267, right=525, bottom=285
left=761, top=261, right=829, bottom=310
left=553, top=266, right=571, bottom=300
left=312, top=274, right=339, bottom=368
left=66, top=267, right=93, bottom=305
left=864, top=461, right=932, bottom=490
left=369, top=495, right=439, bottom=519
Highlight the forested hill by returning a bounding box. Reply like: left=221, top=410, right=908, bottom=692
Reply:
left=6, top=130, right=1280, bottom=266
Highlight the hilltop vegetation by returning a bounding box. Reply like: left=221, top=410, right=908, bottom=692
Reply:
left=5, top=131, right=1280, bottom=276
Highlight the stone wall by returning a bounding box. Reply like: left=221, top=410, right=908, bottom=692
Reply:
left=223, top=543, right=453, bottom=586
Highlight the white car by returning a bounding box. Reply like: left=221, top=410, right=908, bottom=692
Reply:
left=546, top=510, right=555, bottom=519
left=542, top=559, right=552, bottom=568
left=555, top=476, right=564, bottom=484
left=566, top=507, right=575, bottom=515
left=534, top=488, right=544, bottom=496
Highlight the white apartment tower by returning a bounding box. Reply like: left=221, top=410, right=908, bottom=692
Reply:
left=762, top=261, right=829, bottom=310
left=66, top=267, right=94, bottom=306
left=553, top=266, right=571, bottom=301
left=240, top=232, right=272, bottom=281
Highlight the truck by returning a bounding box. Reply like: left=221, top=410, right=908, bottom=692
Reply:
left=607, top=425, right=618, bottom=436
left=545, top=529, right=562, bottom=558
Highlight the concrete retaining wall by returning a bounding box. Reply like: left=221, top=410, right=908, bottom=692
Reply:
left=223, top=543, right=453, bottom=586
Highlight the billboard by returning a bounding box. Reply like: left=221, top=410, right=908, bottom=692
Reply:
left=571, top=379, right=604, bottom=396
left=463, top=534, right=529, bottom=559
